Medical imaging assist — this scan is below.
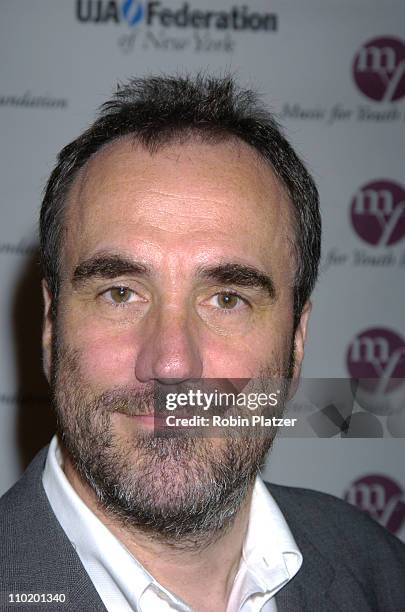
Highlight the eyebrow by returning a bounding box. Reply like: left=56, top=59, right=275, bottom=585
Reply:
left=72, top=254, right=150, bottom=286
left=198, top=263, right=276, bottom=299
left=72, top=254, right=276, bottom=299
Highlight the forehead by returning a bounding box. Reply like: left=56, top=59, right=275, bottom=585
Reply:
left=64, top=136, right=294, bottom=276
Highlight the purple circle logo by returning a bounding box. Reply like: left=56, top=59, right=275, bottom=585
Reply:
left=344, top=474, right=405, bottom=535
left=347, top=328, right=405, bottom=393
left=350, top=180, right=405, bottom=246
left=353, top=37, right=405, bottom=102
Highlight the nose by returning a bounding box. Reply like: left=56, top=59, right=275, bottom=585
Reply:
left=135, top=306, right=203, bottom=384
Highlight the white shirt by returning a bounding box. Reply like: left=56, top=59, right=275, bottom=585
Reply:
left=43, top=436, right=302, bottom=612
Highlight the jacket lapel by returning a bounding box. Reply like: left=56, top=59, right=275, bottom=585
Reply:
left=275, top=527, right=336, bottom=612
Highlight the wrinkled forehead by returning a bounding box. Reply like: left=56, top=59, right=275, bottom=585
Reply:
left=62, top=136, right=296, bottom=280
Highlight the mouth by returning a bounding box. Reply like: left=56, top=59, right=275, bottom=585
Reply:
left=114, top=411, right=169, bottom=431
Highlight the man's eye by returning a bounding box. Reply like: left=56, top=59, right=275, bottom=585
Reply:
left=103, top=286, right=137, bottom=304
left=209, top=292, right=247, bottom=310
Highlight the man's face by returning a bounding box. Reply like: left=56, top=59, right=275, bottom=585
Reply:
left=42, top=136, right=310, bottom=541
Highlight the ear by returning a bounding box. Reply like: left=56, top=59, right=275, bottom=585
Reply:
left=41, top=279, right=53, bottom=384
left=292, top=300, right=312, bottom=380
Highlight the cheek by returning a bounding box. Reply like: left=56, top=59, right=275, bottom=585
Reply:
left=202, top=328, right=291, bottom=378
left=63, top=315, right=137, bottom=386
left=202, top=301, right=295, bottom=377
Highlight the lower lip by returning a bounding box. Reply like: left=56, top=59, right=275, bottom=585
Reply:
left=128, top=414, right=168, bottom=429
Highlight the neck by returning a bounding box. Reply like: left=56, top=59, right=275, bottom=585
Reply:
left=62, top=446, right=254, bottom=611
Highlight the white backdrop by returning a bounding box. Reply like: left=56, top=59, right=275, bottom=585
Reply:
left=1, top=0, right=404, bottom=541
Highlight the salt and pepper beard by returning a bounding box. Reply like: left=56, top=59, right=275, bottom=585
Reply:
left=51, top=334, right=294, bottom=549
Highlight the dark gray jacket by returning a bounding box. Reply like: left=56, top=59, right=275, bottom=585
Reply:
left=1, top=447, right=405, bottom=611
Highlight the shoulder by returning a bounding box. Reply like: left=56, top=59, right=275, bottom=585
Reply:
left=0, top=445, right=48, bottom=516
left=0, top=447, right=53, bottom=575
left=266, top=481, right=405, bottom=578
left=267, top=483, right=405, bottom=609
left=0, top=447, right=106, bottom=610
left=267, top=480, right=401, bottom=535
left=267, top=479, right=375, bottom=525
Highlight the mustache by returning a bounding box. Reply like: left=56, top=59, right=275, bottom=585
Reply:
left=93, top=378, right=284, bottom=418
left=96, top=385, right=158, bottom=417
left=93, top=380, right=246, bottom=417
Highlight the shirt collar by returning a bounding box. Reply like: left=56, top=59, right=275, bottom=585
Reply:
left=244, top=475, right=302, bottom=584
left=243, top=476, right=302, bottom=589
left=226, top=475, right=303, bottom=609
